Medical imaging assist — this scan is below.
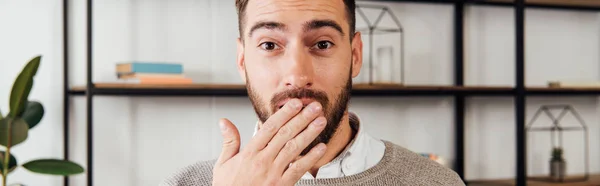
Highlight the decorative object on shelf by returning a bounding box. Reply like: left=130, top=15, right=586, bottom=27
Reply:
left=355, top=3, right=404, bottom=86
left=116, top=61, right=193, bottom=84
left=1, top=55, right=84, bottom=186
left=550, top=147, right=566, bottom=180
left=548, top=80, right=600, bottom=88
left=526, top=105, right=589, bottom=183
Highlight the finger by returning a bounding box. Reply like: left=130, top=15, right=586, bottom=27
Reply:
left=281, top=143, right=327, bottom=183
left=245, top=98, right=303, bottom=151
left=216, top=118, right=241, bottom=165
left=262, top=102, right=323, bottom=159
left=272, top=116, right=326, bottom=171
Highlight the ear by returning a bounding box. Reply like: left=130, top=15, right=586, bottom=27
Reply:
left=350, top=32, right=363, bottom=78
left=237, top=37, right=247, bottom=83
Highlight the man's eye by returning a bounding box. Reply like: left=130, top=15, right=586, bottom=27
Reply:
left=259, top=42, right=279, bottom=51
left=314, top=41, right=334, bottom=50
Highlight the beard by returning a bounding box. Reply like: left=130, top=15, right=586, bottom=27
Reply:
left=246, top=70, right=352, bottom=156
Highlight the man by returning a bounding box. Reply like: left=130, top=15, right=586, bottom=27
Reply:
left=160, top=0, right=464, bottom=185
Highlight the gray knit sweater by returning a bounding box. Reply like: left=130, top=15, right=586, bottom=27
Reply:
left=160, top=141, right=465, bottom=186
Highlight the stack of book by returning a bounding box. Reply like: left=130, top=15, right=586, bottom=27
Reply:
left=116, top=62, right=193, bottom=84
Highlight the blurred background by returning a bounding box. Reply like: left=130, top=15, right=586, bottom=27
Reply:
left=1, top=0, right=599, bottom=185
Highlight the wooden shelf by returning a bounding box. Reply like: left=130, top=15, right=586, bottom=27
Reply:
left=468, top=174, right=600, bottom=186
left=527, top=86, right=600, bottom=95
left=68, top=83, right=600, bottom=96
left=353, top=84, right=515, bottom=95
left=68, top=83, right=515, bottom=97
left=372, top=0, right=600, bottom=9
left=70, top=83, right=248, bottom=96
left=466, top=0, right=600, bottom=11
left=72, top=83, right=246, bottom=90
left=486, top=0, right=600, bottom=7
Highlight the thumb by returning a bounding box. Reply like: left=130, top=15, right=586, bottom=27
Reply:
left=216, top=118, right=240, bottom=165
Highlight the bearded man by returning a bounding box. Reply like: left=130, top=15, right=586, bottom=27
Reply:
left=160, top=0, right=464, bottom=185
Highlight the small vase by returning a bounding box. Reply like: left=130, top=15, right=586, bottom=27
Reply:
left=550, top=160, right=566, bottom=181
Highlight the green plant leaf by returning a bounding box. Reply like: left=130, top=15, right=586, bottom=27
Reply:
left=0, top=109, right=3, bottom=120
left=0, top=118, right=29, bottom=147
left=23, top=159, right=84, bottom=175
left=21, top=101, right=44, bottom=129
left=0, top=151, right=18, bottom=174
left=9, top=55, right=41, bottom=118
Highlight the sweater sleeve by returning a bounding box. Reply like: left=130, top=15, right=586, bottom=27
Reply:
left=159, top=159, right=217, bottom=186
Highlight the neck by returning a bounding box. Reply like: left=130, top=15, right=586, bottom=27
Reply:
left=308, top=111, right=354, bottom=176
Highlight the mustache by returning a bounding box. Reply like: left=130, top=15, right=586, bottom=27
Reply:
left=270, top=88, right=329, bottom=111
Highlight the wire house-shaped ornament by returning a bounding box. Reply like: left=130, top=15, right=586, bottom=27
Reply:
left=526, top=105, right=589, bottom=183
left=355, top=3, right=404, bottom=86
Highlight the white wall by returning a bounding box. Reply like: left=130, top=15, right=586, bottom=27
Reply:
left=0, top=0, right=599, bottom=185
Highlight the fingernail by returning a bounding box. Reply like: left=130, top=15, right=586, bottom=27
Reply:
left=219, top=121, right=228, bottom=133
left=310, top=103, right=322, bottom=113
left=314, top=117, right=326, bottom=127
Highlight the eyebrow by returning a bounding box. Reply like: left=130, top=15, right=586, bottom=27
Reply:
left=304, top=19, right=345, bottom=37
left=247, top=19, right=345, bottom=38
left=248, top=21, right=287, bottom=38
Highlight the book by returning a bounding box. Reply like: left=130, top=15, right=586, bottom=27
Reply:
left=119, top=76, right=193, bottom=84
left=116, top=62, right=183, bottom=74
left=117, top=72, right=184, bottom=79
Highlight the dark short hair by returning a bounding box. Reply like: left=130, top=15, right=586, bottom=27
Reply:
left=235, top=0, right=356, bottom=41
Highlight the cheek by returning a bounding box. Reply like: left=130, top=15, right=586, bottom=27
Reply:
left=312, top=58, right=351, bottom=106
left=246, top=51, right=278, bottom=79
left=246, top=54, right=280, bottom=100
left=313, top=56, right=351, bottom=87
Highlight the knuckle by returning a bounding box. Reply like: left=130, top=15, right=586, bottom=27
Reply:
left=288, top=161, right=303, bottom=173
left=223, top=138, right=238, bottom=146
left=293, top=134, right=305, bottom=145
left=261, top=123, right=275, bottom=133
left=277, top=126, right=292, bottom=137
left=301, top=109, right=313, bottom=120
left=282, top=106, right=296, bottom=115
left=283, top=140, right=298, bottom=153
left=301, top=109, right=317, bottom=122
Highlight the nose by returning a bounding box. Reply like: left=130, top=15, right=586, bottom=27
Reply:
left=282, top=46, right=314, bottom=89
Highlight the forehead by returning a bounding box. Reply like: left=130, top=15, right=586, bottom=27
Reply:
left=244, top=0, right=348, bottom=33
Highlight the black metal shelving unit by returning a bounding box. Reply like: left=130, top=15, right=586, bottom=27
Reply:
left=61, top=0, right=600, bottom=186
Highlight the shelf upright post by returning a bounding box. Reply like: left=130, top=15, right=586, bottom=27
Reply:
left=515, top=0, right=527, bottom=185
left=453, top=0, right=465, bottom=183
left=86, top=0, right=94, bottom=185
left=62, top=0, right=70, bottom=185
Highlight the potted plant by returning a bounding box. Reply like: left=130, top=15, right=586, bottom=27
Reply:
left=0, top=55, right=84, bottom=185
left=550, top=147, right=566, bottom=180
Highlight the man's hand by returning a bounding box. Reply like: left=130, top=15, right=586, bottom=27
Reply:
left=212, top=98, right=327, bottom=186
